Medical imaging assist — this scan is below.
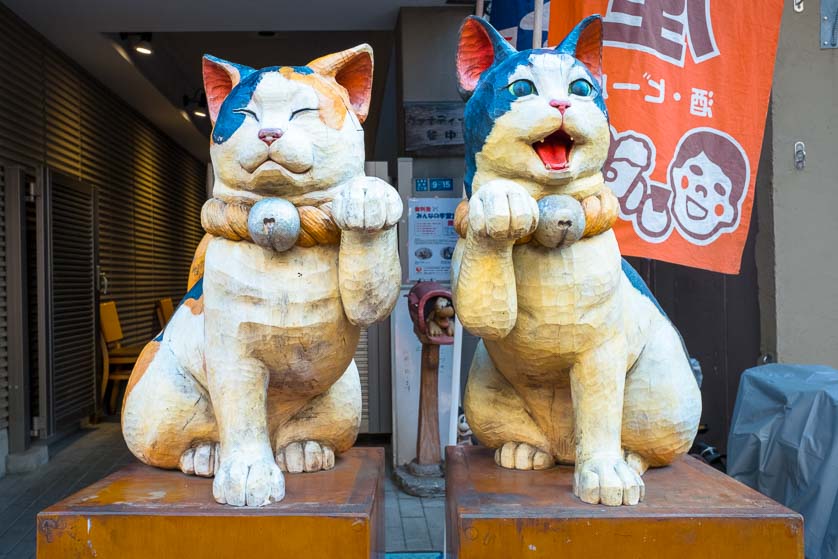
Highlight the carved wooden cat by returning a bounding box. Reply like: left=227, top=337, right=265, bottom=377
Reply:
left=453, top=16, right=701, bottom=506
left=121, top=45, right=402, bottom=507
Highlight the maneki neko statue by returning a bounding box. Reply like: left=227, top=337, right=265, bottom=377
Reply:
left=452, top=15, right=701, bottom=506
left=121, top=44, right=402, bottom=507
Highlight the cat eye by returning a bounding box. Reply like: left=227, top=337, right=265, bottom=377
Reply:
left=569, top=79, right=594, bottom=97
left=507, top=80, right=537, bottom=98
left=290, top=107, right=318, bottom=120
left=233, top=108, right=259, bottom=121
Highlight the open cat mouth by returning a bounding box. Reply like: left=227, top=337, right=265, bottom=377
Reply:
left=533, top=129, right=574, bottom=171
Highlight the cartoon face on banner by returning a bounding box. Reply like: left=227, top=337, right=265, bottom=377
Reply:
left=605, top=126, right=749, bottom=245
left=669, top=129, right=748, bottom=243
left=549, top=0, right=784, bottom=273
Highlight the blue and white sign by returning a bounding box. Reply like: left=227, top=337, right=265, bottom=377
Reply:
left=408, top=197, right=460, bottom=282
left=490, top=0, right=551, bottom=50
left=429, top=178, right=454, bottom=192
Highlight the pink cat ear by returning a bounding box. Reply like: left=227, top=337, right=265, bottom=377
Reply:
left=556, top=15, right=603, bottom=83
left=202, top=55, right=245, bottom=123
left=457, top=16, right=516, bottom=100
left=308, top=45, right=374, bottom=124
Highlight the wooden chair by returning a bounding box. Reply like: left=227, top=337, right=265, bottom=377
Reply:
left=156, top=297, right=174, bottom=329
left=99, top=301, right=144, bottom=414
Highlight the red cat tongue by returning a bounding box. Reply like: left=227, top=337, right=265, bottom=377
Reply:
left=533, top=130, right=573, bottom=170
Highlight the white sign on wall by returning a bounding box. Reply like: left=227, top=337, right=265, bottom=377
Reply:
left=407, top=197, right=460, bottom=283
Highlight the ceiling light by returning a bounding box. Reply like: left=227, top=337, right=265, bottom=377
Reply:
left=135, top=33, right=153, bottom=55
left=120, top=32, right=153, bottom=55
left=183, top=92, right=208, bottom=120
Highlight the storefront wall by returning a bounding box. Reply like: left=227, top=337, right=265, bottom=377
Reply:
left=0, top=4, right=207, bottom=458
left=764, top=3, right=838, bottom=367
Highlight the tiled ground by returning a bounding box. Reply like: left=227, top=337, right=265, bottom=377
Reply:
left=384, top=471, right=445, bottom=552
left=0, top=423, right=444, bottom=558
left=0, top=423, right=136, bottom=559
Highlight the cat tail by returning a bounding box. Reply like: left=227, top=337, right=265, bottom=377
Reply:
left=187, top=233, right=212, bottom=291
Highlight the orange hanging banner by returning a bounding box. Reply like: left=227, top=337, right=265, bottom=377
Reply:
left=549, top=1, right=784, bottom=274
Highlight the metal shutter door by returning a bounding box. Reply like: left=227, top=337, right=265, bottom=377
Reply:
left=0, top=165, right=7, bottom=429
left=0, top=5, right=208, bottom=438
left=26, top=180, right=38, bottom=423
left=0, top=10, right=45, bottom=169
left=355, top=328, right=369, bottom=433
left=47, top=173, right=96, bottom=430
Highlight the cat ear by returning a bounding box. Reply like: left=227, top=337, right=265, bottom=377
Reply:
left=556, top=15, right=603, bottom=83
left=308, top=45, right=374, bottom=124
left=202, top=55, right=254, bottom=123
left=457, top=16, right=517, bottom=100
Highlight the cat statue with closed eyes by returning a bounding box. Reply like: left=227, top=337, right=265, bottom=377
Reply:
left=452, top=15, right=701, bottom=506
left=121, top=44, right=402, bottom=507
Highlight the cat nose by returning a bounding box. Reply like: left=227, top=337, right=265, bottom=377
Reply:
left=549, top=100, right=571, bottom=115
left=258, top=128, right=284, bottom=146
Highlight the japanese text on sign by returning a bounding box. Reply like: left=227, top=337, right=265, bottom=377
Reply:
left=550, top=0, right=783, bottom=273
left=408, top=198, right=461, bottom=283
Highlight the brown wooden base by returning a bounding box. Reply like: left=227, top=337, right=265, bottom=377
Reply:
left=446, top=446, right=803, bottom=559
left=37, top=447, right=384, bottom=559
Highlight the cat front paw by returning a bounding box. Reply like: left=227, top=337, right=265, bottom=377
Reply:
left=332, top=176, right=402, bottom=232
left=494, top=442, right=553, bottom=470
left=213, top=446, right=285, bottom=507
left=275, top=441, right=335, bottom=472
left=469, top=180, right=538, bottom=241
left=573, top=455, right=645, bottom=506
left=179, top=442, right=220, bottom=477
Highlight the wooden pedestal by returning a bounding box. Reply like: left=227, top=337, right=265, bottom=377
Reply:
left=446, top=446, right=803, bottom=559
left=37, top=447, right=384, bottom=559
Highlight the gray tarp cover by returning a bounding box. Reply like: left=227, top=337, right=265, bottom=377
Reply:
left=728, top=364, right=838, bottom=559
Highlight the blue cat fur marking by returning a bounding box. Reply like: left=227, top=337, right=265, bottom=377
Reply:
left=152, top=277, right=204, bottom=342
left=205, top=56, right=314, bottom=145
left=620, top=259, right=665, bottom=315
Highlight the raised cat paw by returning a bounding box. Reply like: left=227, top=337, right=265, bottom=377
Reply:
left=331, top=176, right=402, bottom=232
left=179, top=442, right=220, bottom=477
left=275, top=441, right=335, bottom=473
left=213, top=446, right=285, bottom=507
left=573, top=456, right=645, bottom=506
left=494, top=442, right=553, bottom=470
left=468, top=180, right=539, bottom=241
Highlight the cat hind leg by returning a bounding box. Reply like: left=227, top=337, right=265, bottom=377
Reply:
left=622, top=314, right=702, bottom=471
left=464, top=341, right=554, bottom=470
left=122, top=338, right=217, bottom=473
left=272, top=360, right=362, bottom=473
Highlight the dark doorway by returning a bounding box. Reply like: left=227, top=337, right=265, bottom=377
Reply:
left=626, top=197, right=761, bottom=454
left=5, top=164, right=39, bottom=452
left=24, top=171, right=42, bottom=440
left=43, top=170, right=99, bottom=434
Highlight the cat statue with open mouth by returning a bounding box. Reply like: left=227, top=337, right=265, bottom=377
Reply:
left=452, top=15, right=701, bottom=507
